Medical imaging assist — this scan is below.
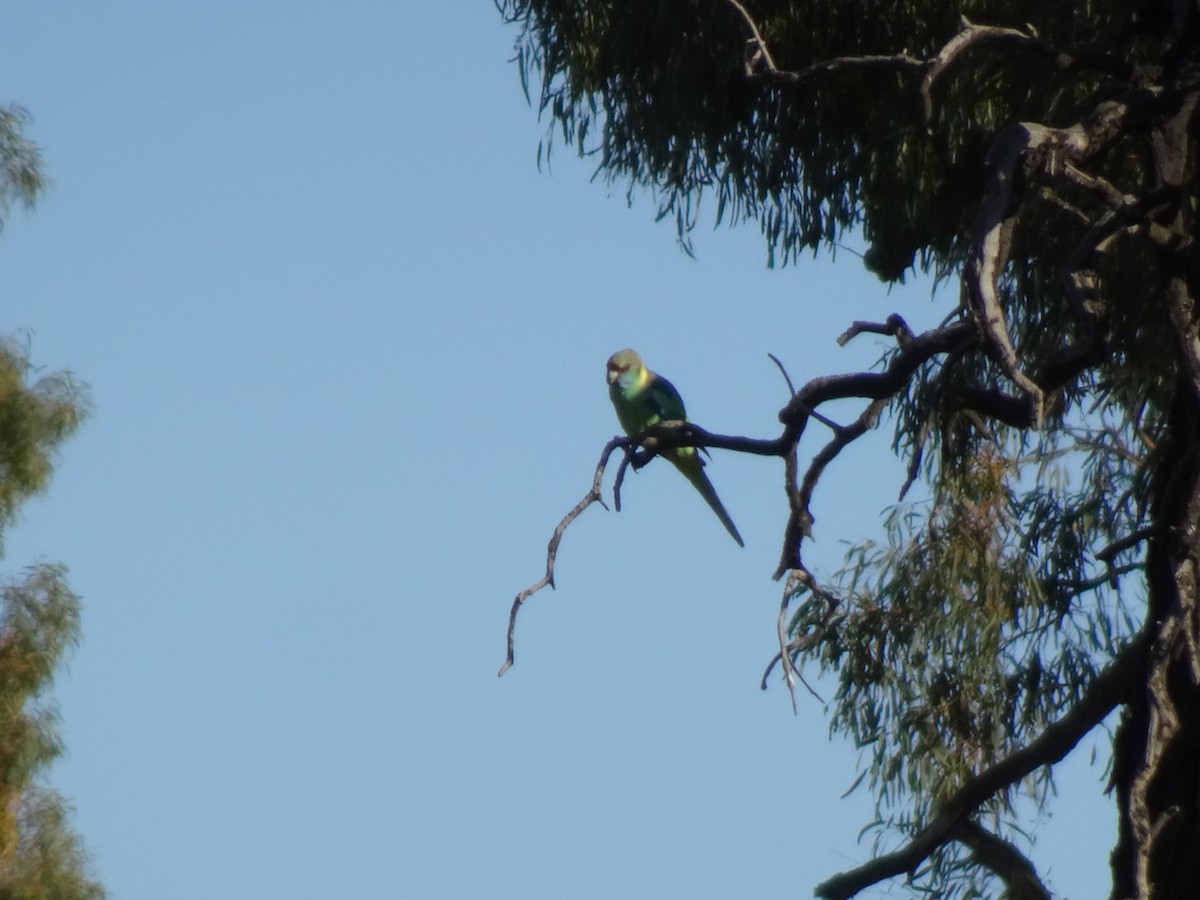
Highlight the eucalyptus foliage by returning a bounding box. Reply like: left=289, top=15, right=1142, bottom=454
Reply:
left=0, top=106, right=45, bottom=228
left=501, top=1, right=1200, bottom=896
left=0, top=108, right=102, bottom=898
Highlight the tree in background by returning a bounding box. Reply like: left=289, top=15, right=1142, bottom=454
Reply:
left=499, top=1, right=1200, bottom=896
left=0, top=106, right=103, bottom=900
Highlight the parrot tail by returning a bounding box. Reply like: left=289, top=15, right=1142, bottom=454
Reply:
left=675, top=455, right=744, bottom=547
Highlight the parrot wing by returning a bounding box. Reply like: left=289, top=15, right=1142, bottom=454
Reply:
left=642, top=372, right=687, bottom=423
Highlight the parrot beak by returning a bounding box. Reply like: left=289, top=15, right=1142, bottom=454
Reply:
left=606, top=362, right=620, bottom=385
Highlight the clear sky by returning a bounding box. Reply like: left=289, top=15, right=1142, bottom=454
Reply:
left=3, top=3, right=1114, bottom=898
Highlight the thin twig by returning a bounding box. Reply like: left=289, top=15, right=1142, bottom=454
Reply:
left=720, top=0, right=777, bottom=72
left=774, top=570, right=808, bottom=713
left=768, top=352, right=797, bottom=396
left=776, top=595, right=799, bottom=713
left=761, top=643, right=826, bottom=702
left=898, top=418, right=930, bottom=501
left=498, top=437, right=627, bottom=676
left=762, top=568, right=838, bottom=703
left=791, top=401, right=845, bottom=435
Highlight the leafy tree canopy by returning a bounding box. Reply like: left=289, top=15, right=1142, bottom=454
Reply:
left=500, top=1, right=1200, bottom=897
left=0, top=107, right=103, bottom=900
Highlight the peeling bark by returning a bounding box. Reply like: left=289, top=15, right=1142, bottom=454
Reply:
left=1112, top=380, right=1200, bottom=900
left=1107, top=78, right=1200, bottom=900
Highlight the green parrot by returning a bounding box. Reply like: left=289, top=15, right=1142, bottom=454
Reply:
left=606, top=348, right=744, bottom=547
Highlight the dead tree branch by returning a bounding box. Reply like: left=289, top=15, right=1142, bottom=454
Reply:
left=501, top=314, right=974, bottom=671
left=965, top=125, right=1051, bottom=423
left=774, top=318, right=974, bottom=574
left=771, top=567, right=835, bottom=711
left=719, top=3, right=1090, bottom=131
left=761, top=571, right=841, bottom=691
left=767, top=352, right=797, bottom=396
left=837, top=314, right=914, bottom=348
left=498, top=437, right=628, bottom=676
left=918, top=18, right=1070, bottom=123
left=719, top=0, right=923, bottom=85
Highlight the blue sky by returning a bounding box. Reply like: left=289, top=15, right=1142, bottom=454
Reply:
left=2, top=3, right=1114, bottom=897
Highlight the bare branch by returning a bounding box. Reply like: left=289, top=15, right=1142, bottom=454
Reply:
left=1097, top=527, right=1156, bottom=564
left=503, top=321, right=962, bottom=669
left=951, top=387, right=1037, bottom=428
left=921, top=19, right=1059, bottom=123
left=760, top=647, right=826, bottom=700
left=776, top=573, right=800, bottom=714
left=718, top=3, right=1088, bottom=134
left=767, top=352, right=797, bottom=396
left=953, top=819, right=1051, bottom=900
left=836, top=313, right=914, bottom=348
left=1061, top=161, right=1138, bottom=209
left=779, top=425, right=808, bottom=577
left=501, top=315, right=996, bottom=683
left=720, top=0, right=778, bottom=73
left=755, top=50, right=923, bottom=86
left=499, top=437, right=628, bottom=676
left=1045, top=562, right=1143, bottom=602
left=814, top=631, right=1149, bottom=898
left=771, top=318, right=977, bottom=576
left=780, top=319, right=976, bottom=443
left=957, top=88, right=1175, bottom=429
left=965, top=125, right=1056, bottom=423
left=611, top=444, right=636, bottom=511
left=762, top=567, right=839, bottom=696
left=777, top=397, right=888, bottom=579
left=635, top=420, right=783, bottom=457
left=719, top=0, right=921, bottom=84
left=897, top=418, right=930, bottom=501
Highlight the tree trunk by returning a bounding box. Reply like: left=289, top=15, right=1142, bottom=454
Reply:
left=1109, top=59, right=1200, bottom=894
left=1111, top=377, right=1200, bottom=898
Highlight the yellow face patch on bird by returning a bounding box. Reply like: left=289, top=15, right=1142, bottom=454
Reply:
left=606, top=348, right=643, bottom=385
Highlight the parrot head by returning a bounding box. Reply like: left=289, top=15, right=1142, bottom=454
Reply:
left=606, top=348, right=645, bottom=389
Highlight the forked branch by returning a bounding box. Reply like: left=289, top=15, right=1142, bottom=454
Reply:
left=720, top=2, right=1078, bottom=127
left=502, top=316, right=986, bottom=673
left=814, top=631, right=1149, bottom=898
